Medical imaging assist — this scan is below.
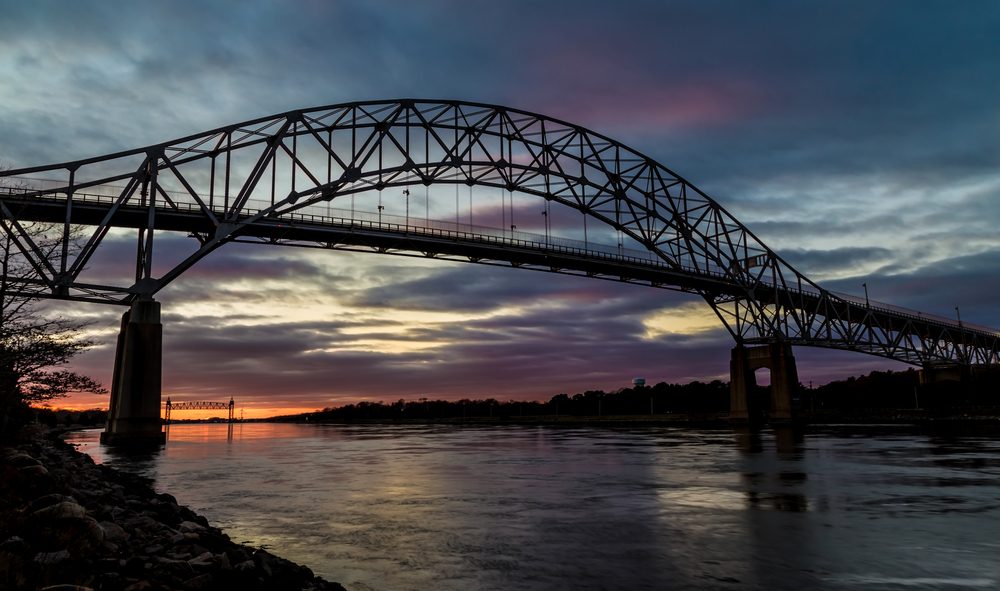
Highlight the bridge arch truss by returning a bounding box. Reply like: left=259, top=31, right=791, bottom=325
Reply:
left=1, top=99, right=997, bottom=367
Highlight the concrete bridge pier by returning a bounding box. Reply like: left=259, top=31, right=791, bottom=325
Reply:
left=919, top=364, right=971, bottom=385
left=100, top=299, right=165, bottom=445
left=729, top=343, right=798, bottom=424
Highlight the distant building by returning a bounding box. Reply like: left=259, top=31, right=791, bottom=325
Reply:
left=632, top=377, right=646, bottom=388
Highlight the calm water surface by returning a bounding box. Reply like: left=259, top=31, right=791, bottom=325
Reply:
left=67, top=423, right=1000, bottom=591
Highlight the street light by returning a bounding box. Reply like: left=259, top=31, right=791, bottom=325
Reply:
left=403, top=189, right=410, bottom=227
left=955, top=306, right=962, bottom=327
left=862, top=282, right=870, bottom=308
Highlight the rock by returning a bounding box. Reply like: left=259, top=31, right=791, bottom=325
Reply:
left=227, top=547, right=250, bottom=564
left=96, top=571, right=123, bottom=590
left=35, top=561, right=91, bottom=590
left=39, top=586, right=94, bottom=591
left=55, top=516, right=106, bottom=556
left=187, top=551, right=217, bottom=570
left=216, top=552, right=231, bottom=571
left=0, top=536, right=28, bottom=553
left=254, top=548, right=314, bottom=581
left=32, top=500, right=87, bottom=521
left=26, top=500, right=106, bottom=556
left=16, top=464, right=56, bottom=495
left=35, top=550, right=70, bottom=566
left=182, top=573, right=214, bottom=590
left=152, top=555, right=194, bottom=580
left=25, top=493, right=76, bottom=513
left=156, top=492, right=178, bottom=505
left=122, top=513, right=162, bottom=534
left=253, top=549, right=274, bottom=577
left=95, top=557, right=122, bottom=571
left=99, top=520, right=128, bottom=544
left=178, top=520, right=205, bottom=533
left=4, top=452, right=40, bottom=468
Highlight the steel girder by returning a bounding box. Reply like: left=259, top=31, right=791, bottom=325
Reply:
left=0, top=99, right=997, bottom=367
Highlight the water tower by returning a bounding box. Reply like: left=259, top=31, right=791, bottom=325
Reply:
left=632, top=377, right=646, bottom=388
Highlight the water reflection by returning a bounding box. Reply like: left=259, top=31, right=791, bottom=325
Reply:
left=65, top=424, right=1000, bottom=591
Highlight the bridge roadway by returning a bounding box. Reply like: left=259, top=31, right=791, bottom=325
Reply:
left=3, top=187, right=996, bottom=364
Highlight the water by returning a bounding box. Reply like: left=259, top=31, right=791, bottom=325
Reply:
left=67, top=423, right=1000, bottom=591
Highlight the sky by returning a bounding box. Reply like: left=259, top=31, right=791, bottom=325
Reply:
left=2, top=0, right=999, bottom=417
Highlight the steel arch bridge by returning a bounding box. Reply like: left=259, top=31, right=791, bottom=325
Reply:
left=1, top=99, right=997, bottom=372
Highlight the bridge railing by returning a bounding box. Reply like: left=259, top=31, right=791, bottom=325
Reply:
left=0, top=184, right=710, bottom=275
left=0, top=181, right=767, bottom=283
left=829, top=291, right=997, bottom=335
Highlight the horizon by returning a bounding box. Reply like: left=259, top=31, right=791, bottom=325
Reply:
left=39, top=366, right=922, bottom=420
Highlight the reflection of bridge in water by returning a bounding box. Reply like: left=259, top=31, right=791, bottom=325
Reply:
left=164, top=397, right=235, bottom=424
left=1, top=99, right=997, bottom=443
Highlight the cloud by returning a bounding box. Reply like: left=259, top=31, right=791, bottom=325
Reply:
left=779, top=246, right=894, bottom=279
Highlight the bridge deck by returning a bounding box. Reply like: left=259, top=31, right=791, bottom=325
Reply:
left=2, top=188, right=998, bottom=366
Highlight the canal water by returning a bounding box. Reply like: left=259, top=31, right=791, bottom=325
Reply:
left=67, top=423, right=1000, bottom=591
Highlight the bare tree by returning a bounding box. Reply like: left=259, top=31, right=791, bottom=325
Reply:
left=0, top=171, right=105, bottom=435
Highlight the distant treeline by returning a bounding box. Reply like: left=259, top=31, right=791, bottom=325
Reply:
left=808, top=367, right=998, bottom=414
left=31, top=407, right=107, bottom=427
left=276, top=368, right=999, bottom=423
left=28, top=367, right=999, bottom=426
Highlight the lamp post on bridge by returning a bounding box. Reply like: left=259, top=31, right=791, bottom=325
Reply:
left=862, top=282, right=870, bottom=308
left=541, top=209, right=549, bottom=246
left=403, top=189, right=410, bottom=227
left=955, top=306, right=966, bottom=364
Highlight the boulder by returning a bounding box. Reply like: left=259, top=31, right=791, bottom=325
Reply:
left=182, top=573, right=214, bottom=590
left=178, top=520, right=205, bottom=533
left=25, top=493, right=76, bottom=513
left=32, top=500, right=87, bottom=521
left=99, top=520, right=128, bottom=544
left=187, top=551, right=217, bottom=570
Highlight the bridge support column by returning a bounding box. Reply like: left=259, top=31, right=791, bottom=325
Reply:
left=919, top=364, right=970, bottom=385
left=101, top=299, right=165, bottom=446
left=729, top=343, right=798, bottom=424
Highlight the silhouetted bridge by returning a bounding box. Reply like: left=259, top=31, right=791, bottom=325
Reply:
left=1, top=99, right=996, bottom=442
left=164, top=397, right=235, bottom=424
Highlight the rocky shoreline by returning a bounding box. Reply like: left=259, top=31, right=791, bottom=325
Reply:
left=0, top=427, right=346, bottom=590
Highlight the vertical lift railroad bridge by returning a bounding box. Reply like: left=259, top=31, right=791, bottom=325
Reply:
left=1, top=100, right=998, bottom=443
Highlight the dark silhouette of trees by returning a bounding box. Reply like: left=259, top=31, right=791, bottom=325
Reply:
left=279, top=379, right=734, bottom=423
left=271, top=367, right=998, bottom=425
left=0, top=173, right=105, bottom=436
